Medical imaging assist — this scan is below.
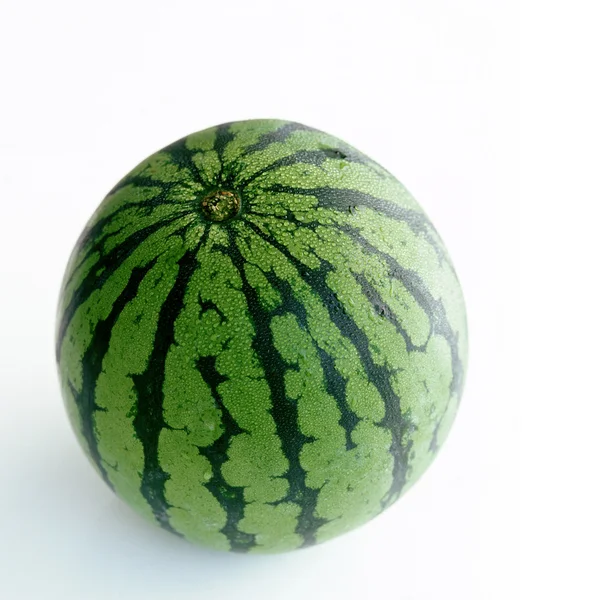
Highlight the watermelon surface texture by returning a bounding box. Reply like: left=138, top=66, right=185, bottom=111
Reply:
left=56, top=119, right=468, bottom=553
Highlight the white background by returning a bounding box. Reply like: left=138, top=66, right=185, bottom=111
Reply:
left=0, top=1, right=594, bottom=599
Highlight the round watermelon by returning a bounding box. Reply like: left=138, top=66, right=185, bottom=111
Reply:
left=56, top=119, right=468, bottom=553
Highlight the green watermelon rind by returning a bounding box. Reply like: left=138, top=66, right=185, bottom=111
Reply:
left=56, top=119, right=468, bottom=553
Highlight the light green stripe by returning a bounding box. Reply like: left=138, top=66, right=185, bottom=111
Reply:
left=310, top=225, right=423, bottom=365
left=60, top=250, right=101, bottom=313
left=192, top=149, right=221, bottom=187
left=160, top=429, right=229, bottom=550
left=300, top=215, right=459, bottom=488
left=231, top=130, right=362, bottom=184
left=158, top=245, right=290, bottom=548
left=61, top=196, right=192, bottom=310
left=90, top=184, right=163, bottom=224
left=237, top=225, right=395, bottom=536
left=241, top=502, right=302, bottom=554
left=59, top=215, right=193, bottom=392
left=392, top=334, right=454, bottom=486
left=246, top=160, right=420, bottom=211
left=328, top=204, right=467, bottom=365
left=185, top=127, right=217, bottom=152
left=270, top=313, right=393, bottom=543
left=126, top=151, right=192, bottom=183
left=314, top=419, right=394, bottom=544
left=102, top=204, right=194, bottom=255
left=238, top=223, right=386, bottom=421
left=94, top=252, right=182, bottom=521
left=157, top=257, right=231, bottom=549
left=223, top=120, right=289, bottom=163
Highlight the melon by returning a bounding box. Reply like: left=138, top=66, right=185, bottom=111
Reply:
left=56, top=119, right=468, bottom=553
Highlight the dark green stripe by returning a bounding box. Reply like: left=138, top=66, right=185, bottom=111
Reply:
left=349, top=225, right=465, bottom=496
left=164, top=138, right=211, bottom=189
left=352, top=271, right=427, bottom=353
left=73, top=259, right=158, bottom=489
left=239, top=148, right=370, bottom=188
left=260, top=268, right=359, bottom=452
left=242, top=122, right=313, bottom=155
left=348, top=229, right=463, bottom=398
left=260, top=184, right=447, bottom=264
left=243, top=221, right=408, bottom=507
left=228, top=229, right=326, bottom=547
left=213, top=123, right=237, bottom=185
left=194, top=303, right=256, bottom=553
left=65, top=195, right=191, bottom=290
left=130, top=245, right=198, bottom=535
left=342, top=226, right=464, bottom=465
left=108, top=174, right=174, bottom=197
left=56, top=215, right=190, bottom=362
left=195, top=356, right=255, bottom=552
left=316, top=346, right=360, bottom=452
left=65, top=221, right=128, bottom=291
left=245, top=211, right=461, bottom=398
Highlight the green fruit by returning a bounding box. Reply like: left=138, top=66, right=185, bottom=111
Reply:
left=56, top=119, right=467, bottom=553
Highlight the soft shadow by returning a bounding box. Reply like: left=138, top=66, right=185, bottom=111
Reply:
left=9, top=421, right=306, bottom=597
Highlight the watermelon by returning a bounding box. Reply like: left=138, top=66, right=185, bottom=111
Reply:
left=56, top=119, right=467, bottom=553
